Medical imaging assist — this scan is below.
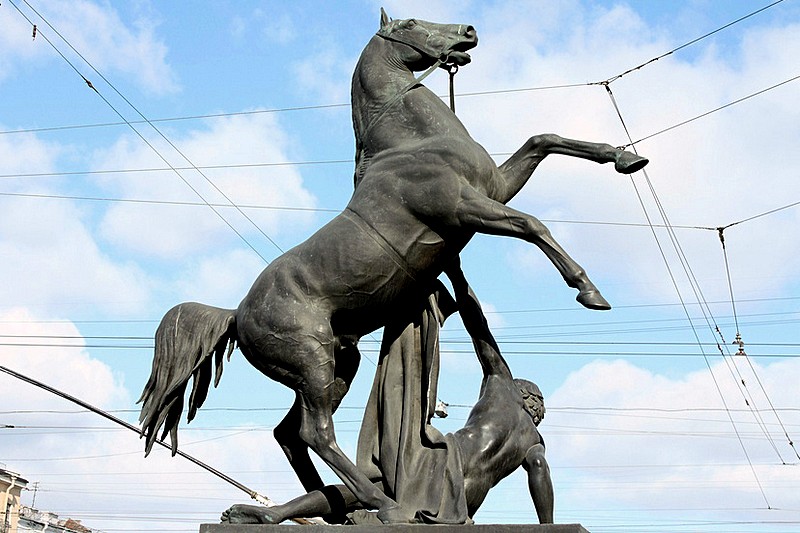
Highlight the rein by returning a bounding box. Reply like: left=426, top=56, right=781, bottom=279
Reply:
left=447, top=64, right=458, bottom=113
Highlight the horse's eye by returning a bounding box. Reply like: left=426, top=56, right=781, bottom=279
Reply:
left=405, top=19, right=416, bottom=28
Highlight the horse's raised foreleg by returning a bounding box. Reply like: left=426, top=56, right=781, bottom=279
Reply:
left=495, top=133, right=647, bottom=203
left=455, top=185, right=610, bottom=310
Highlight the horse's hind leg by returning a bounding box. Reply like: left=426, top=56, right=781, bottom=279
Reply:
left=261, top=320, right=401, bottom=521
left=274, top=395, right=325, bottom=492
left=273, top=336, right=361, bottom=495
left=296, top=388, right=406, bottom=522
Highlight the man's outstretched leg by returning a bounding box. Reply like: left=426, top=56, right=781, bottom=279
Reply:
left=221, top=484, right=360, bottom=524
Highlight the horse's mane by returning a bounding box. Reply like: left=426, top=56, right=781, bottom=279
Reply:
left=351, top=36, right=380, bottom=189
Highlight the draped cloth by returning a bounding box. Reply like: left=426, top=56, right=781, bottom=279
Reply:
left=352, top=287, right=470, bottom=524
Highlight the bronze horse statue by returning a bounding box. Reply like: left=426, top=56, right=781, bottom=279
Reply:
left=139, top=10, right=647, bottom=523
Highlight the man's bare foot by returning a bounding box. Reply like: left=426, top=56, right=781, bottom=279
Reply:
left=376, top=503, right=415, bottom=524
left=221, top=504, right=283, bottom=524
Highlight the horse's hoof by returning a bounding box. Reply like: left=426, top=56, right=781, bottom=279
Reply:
left=577, top=290, right=611, bottom=311
left=615, top=151, right=649, bottom=174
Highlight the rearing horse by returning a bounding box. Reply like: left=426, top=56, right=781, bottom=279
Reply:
left=139, top=10, right=647, bottom=523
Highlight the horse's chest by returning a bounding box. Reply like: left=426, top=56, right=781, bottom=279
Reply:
left=457, top=147, right=495, bottom=182
left=429, top=136, right=497, bottom=185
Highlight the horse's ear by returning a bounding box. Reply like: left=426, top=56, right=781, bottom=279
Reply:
left=380, top=7, right=391, bottom=30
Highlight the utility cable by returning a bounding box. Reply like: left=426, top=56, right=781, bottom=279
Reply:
left=0, top=364, right=324, bottom=526
left=0, top=191, right=339, bottom=213
left=0, top=365, right=275, bottom=507
left=8, top=0, right=278, bottom=262
left=601, top=82, right=772, bottom=508
left=2, top=0, right=790, bottom=150
left=610, top=79, right=774, bottom=468
left=0, top=190, right=716, bottom=231
left=600, top=0, right=786, bottom=85
left=24, top=0, right=285, bottom=257
left=723, top=198, right=800, bottom=229
left=0, top=103, right=352, bottom=136
left=706, top=227, right=785, bottom=462
left=717, top=228, right=800, bottom=461
left=624, top=73, right=800, bottom=148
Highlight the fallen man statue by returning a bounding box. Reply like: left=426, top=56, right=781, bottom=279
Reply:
left=221, top=260, right=553, bottom=525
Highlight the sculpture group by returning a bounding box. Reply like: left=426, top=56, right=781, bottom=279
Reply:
left=139, top=9, right=647, bottom=525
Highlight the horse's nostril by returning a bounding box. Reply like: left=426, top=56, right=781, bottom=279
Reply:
left=464, top=25, right=476, bottom=38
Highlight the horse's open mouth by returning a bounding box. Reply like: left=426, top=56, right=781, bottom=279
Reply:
left=444, top=38, right=477, bottom=66
left=444, top=50, right=472, bottom=66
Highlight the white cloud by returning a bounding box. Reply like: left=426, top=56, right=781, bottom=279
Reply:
left=0, top=0, right=178, bottom=94
left=0, top=193, right=152, bottom=316
left=94, top=112, right=317, bottom=260
left=0, top=130, right=152, bottom=316
left=0, top=130, right=61, bottom=176
left=292, top=46, right=356, bottom=105
left=173, top=247, right=267, bottom=308
left=545, top=357, right=800, bottom=516
left=0, top=308, right=127, bottom=407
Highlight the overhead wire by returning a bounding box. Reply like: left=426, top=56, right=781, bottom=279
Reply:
left=2, top=0, right=798, bottom=526
left=622, top=73, right=800, bottom=149
left=7, top=0, right=279, bottom=262
left=0, top=191, right=340, bottom=213
left=0, top=364, right=323, bottom=526
left=0, top=1, right=795, bottom=280
left=1, top=295, right=798, bottom=324
left=609, top=87, right=772, bottom=507
left=598, top=0, right=786, bottom=85
left=717, top=228, right=800, bottom=461
left=594, top=0, right=798, bottom=486
left=0, top=190, right=717, bottom=231
left=598, top=69, right=776, bottom=513
left=0, top=365, right=265, bottom=500
left=578, top=0, right=800, bottom=499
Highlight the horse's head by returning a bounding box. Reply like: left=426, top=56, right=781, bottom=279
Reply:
left=377, top=8, right=478, bottom=71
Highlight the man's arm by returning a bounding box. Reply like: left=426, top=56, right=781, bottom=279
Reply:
left=523, top=443, right=554, bottom=524
left=444, top=259, right=512, bottom=379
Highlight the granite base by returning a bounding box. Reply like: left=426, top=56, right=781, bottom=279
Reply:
left=201, top=524, right=589, bottom=533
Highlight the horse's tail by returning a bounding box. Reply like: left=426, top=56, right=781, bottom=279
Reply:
left=138, top=302, right=237, bottom=456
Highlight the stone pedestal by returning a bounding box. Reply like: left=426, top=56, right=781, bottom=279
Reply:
left=201, top=525, right=589, bottom=533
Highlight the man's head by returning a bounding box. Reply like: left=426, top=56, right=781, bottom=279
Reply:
left=514, top=378, right=545, bottom=426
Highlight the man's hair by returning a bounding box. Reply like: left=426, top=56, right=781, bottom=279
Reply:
left=513, top=378, right=545, bottom=426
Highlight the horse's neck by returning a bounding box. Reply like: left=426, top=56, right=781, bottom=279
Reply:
left=352, top=37, right=417, bottom=140
left=352, top=38, right=455, bottom=185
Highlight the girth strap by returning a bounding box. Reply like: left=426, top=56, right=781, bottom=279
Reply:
left=342, top=207, right=418, bottom=282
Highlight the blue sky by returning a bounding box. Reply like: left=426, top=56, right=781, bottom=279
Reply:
left=2, top=1, right=799, bottom=531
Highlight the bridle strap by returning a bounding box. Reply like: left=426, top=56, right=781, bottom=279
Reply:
left=376, top=27, right=451, bottom=64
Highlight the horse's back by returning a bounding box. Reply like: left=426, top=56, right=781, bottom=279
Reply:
left=237, top=212, right=425, bottom=342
